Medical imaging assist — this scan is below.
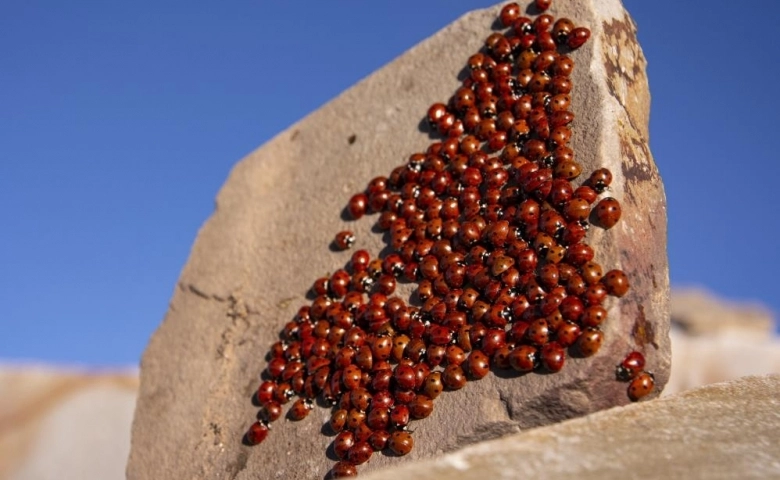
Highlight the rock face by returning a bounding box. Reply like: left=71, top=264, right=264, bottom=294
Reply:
left=128, top=1, right=669, bottom=479
left=671, top=288, right=774, bottom=338
left=0, top=365, right=137, bottom=480
left=665, top=288, right=780, bottom=395
left=359, top=374, right=780, bottom=480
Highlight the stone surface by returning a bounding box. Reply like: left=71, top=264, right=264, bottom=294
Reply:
left=671, top=287, right=775, bottom=338
left=0, top=365, right=138, bottom=480
left=666, top=329, right=780, bottom=396
left=665, top=288, right=779, bottom=395
left=360, top=374, right=780, bottom=480
left=128, top=1, right=669, bottom=479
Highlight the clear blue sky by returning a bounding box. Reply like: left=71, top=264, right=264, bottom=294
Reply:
left=2, top=1, right=778, bottom=366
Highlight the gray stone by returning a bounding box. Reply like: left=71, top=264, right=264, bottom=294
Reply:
left=360, top=375, right=780, bottom=480
left=0, top=365, right=137, bottom=480
left=128, top=1, right=669, bottom=478
left=672, top=288, right=775, bottom=338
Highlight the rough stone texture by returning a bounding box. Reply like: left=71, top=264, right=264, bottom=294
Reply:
left=0, top=365, right=138, bottom=480
left=128, top=1, right=669, bottom=479
left=360, top=374, right=780, bottom=480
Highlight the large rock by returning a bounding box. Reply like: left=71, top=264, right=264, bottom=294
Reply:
left=128, top=1, right=669, bottom=478
left=665, top=288, right=779, bottom=395
left=671, top=288, right=775, bottom=338
left=0, top=365, right=137, bottom=480
left=360, top=374, right=780, bottom=480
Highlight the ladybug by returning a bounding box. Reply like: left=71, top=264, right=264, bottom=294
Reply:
left=388, top=431, right=414, bottom=456
left=555, top=321, right=581, bottom=347
left=525, top=318, right=550, bottom=346
left=245, top=421, right=269, bottom=445
left=390, top=404, right=411, bottom=430
left=350, top=387, right=372, bottom=412
left=288, top=398, right=313, bottom=421
left=540, top=341, right=565, bottom=372
left=347, top=441, right=373, bottom=465
left=330, top=461, right=358, bottom=478
left=499, top=2, right=521, bottom=27
left=628, top=372, right=655, bottom=401
left=369, top=430, right=391, bottom=451
left=422, top=371, right=444, bottom=399
left=329, top=409, right=348, bottom=433
left=371, top=389, right=394, bottom=410
left=257, top=380, right=277, bottom=405
left=427, top=103, right=449, bottom=128
left=442, top=364, right=467, bottom=390
left=603, top=269, right=630, bottom=297
left=588, top=168, right=613, bottom=193
left=334, top=231, right=356, bottom=250
left=260, top=400, right=283, bottom=422
left=567, top=27, right=591, bottom=49
left=393, top=364, right=417, bottom=390
left=467, top=349, right=491, bottom=379
left=367, top=407, right=390, bottom=431
left=347, top=193, right=368, bottom=220
left=616, top=351, right=646, bottom=382
left=552, top=18, right=575, bottom=43
left=509, top=345, right=538, bottom=373
left=409, top=394, right=434, bottom=419
left=580, top=305, right=608, bottom=328
left=575, top=328, right=603, bottom=357
left=333, top=431, right=356, bottom=460
left=535, top=0, right=552, bottom=12
left=345, top=409, right=366, bottom=431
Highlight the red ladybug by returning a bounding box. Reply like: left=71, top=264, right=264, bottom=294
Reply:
left=245, top=421, right=269, bottom=445
left=288, top=398, right=313, bottom=421
left=333, top=431, right=355, bottom=460
left=535, top=0, right=552, bottom=12
left=330, top=461, right=358, bottom=478
left=499, top=3, right=521, bottom=27
left=260, top=401, right=282, bottom=422
left=509, top=345, right=537, bottom=372
left=467, top=350, right=491, bottom=379
left=347, top=441, right=373, bottom=465
left=347, top=193, right=368, bottom=220
left=575, top=328, right=603, bottom=357
left=628, top=372, right=655, bottom=401
left=568, top=27, right=591, bottom=49
left=617, top=351, right=646, bottom=381
left=388, top=431, right=414, bottom=456
left=540, top=342, right=565, bottom=372
left=334, top=231, right=356, bottom=250
left=603, top=269, right=630, bottom=297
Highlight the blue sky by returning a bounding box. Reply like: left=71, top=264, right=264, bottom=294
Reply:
left=2, top=1, right=778, bottom=366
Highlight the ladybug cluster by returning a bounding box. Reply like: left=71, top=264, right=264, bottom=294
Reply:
left=616, top=351, right=655, bottom=401
left=245, top=1, right=651, bottom=477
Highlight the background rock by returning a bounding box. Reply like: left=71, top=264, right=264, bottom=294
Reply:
left=359, top=374, right=780, bottom=480
left=0, top=365, right=137, bottom=480
left=127, top=1, right=669, bottom=479
left=664, top=288, right=780, bottom=395
left=671, top=288, right=774, bottom=338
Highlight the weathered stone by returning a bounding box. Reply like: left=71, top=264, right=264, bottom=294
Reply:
left=0, top=365, right=137, bottom=480
left=360, top=375, right=780, bottom=480
left=128, top=1, right=669, bottom=478
left=672, top=288, right=775, bottom=338
left=666, top=329, right=780, bottom=396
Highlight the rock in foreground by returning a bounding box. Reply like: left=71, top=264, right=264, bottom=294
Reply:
left=128, top=1, right=669, bottom=478
left=361, top=374, right=780, bottom=480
